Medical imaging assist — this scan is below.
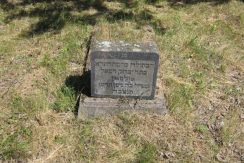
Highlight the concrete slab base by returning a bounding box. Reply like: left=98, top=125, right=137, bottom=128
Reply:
left=78, top=91, right=167, bottom=119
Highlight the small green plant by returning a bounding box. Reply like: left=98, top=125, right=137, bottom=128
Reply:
left=53, top=86, right=75, bottom=112
left=194, top=124, right=209, bottom=133
left=136, top=143, right=157, bottom=163
left=168, top=81, right=194, bottom=112
left=224, top=85, right=242, bottom=96
left=191, top=71, right=207, bottom=92
left=40, top=53, right=52, bottom=67
left=210, top=143, right=220, bottom=158
left=10, top=96, right=24, bottom=112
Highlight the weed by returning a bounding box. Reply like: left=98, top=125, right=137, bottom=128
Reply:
left=224, top=85, right=242, bottom=96
left=194, top=124, right=209, bottom=133
left=191, top=71, right=207, bottom=92
left=210, top=142, right=220, bottom=158
left=136, top=143, right=157, bottom=163
left=52, top=86, right=76, bottom=112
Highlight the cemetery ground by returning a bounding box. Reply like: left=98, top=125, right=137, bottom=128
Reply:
left=0, top=0, right=243, bottom=162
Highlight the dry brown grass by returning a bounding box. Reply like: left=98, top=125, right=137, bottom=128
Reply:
left=0, top=0, right=243, bottom=162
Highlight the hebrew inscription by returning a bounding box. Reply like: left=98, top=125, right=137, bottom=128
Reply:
left=92, top=51, right=158, bottom=98
left=93, top=58, right=156, bottom=98
left=90, top=42, right=159, bottom=99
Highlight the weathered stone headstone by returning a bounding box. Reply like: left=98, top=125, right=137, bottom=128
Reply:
left=78, top=40, right=167, bottom=118
left=91, top=41, right=159, bottom=100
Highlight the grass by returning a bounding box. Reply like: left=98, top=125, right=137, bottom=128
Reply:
left=136, top=143, right=157, bottom=163
left=0, top=127, right=32, bottom=160
left=52, top=86, right=75, bottom=112
left=0, top=0, right=243, bottom=162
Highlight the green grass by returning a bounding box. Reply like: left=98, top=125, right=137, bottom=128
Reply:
left=0, top=0, right=243, bottom=162
left=78, top=121, right=97, bottom=161
left=52, top=86, right=76, bottom=112
left=167, top=79, right=195, bottom=122
left=136, top=143, right=157, bottom=163
left=194, top=124, right=209, bottom=134
left=0, top=127, right=32, bottom=160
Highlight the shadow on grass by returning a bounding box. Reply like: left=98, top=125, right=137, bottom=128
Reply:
left=65, top=71, right=91, bottom=97
left=0, top=0, right=237, bottom=37
left=167, top=0, right=231, bottom=6
left=1, top=0, right=107, bottom=36
left=64, top=71, right=91, bottom=116
left=0, top=0, right=15, bottom=11
left=0, top=0, right=169, bottom=37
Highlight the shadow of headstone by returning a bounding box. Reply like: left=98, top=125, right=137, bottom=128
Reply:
left=65, top=71, right=91, bottom=116
left=65, top=71, right=91, bottom=97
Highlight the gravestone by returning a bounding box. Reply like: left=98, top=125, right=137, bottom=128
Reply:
left=91, top=41, right=159, bottom=99
left=78, top=40, right=167, bottom=118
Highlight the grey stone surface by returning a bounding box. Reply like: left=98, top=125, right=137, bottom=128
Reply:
left=77, top=40, right=167, bottom=118
left=91, top=40, right=159, bottom=53
left=78, top=82, right=167, bottom=118
left=90, top=41, right=159, bottom=99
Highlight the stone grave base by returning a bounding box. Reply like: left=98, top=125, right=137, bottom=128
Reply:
left=78, top=91, right=167, bottom=119
left=77, top=39, right=167, bottom=118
